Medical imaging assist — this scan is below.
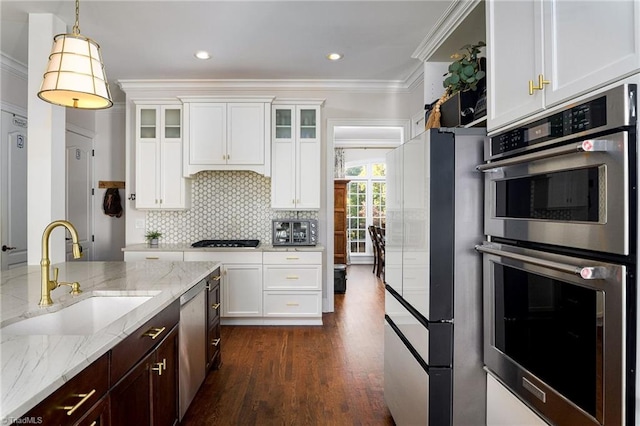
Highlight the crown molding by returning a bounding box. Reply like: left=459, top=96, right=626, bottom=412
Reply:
left=0, top=53, right=28, bottom=80
left=1, top=101, right=27, bottom=117
left=405, top=63, right=425, bottom=92
left=117, top=78, right=415, bottom=94
left=411, top=0, right=482, bottom=62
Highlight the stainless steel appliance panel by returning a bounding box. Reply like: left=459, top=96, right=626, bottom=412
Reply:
left=482, top=132, right=629, bottom=255
left=479, top=242, right=626, bottom=426
left=179, top=279, right=207, bottom=419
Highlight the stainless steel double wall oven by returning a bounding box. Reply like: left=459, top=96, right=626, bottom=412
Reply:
left=477, top=84, right=637, bottom=426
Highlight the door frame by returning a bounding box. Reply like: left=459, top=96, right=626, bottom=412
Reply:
left=1, top=102, right=28, bottom=269
left=325, top=118, right=410, bottom=312
left=66, top=123, right=96, bottom=261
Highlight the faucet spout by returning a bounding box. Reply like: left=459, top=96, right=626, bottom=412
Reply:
left=39, top=220, right=83, bottom=307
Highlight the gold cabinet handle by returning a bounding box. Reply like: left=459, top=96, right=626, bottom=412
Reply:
left=286, top=275, right=299, bottom=280
left=285, top=256, right=299, bottom=260
left=151, top=358, right=166, bottom=375
left=529, top=74, right=550, bottom=95
left=145, top=256, right=160, bottom=260
left=89, top=422, right=97, bottom=426
left=212, top=275, right=221, bottom=281
left=538, top=74, right=550, bottom=89
left=63, top=389, right=96, bottom=416
left=211, top=303, right=220, bottom=310
left=211, top=338, right=221, bottom=346
left=286, top=302, right=299, bottom=306
left=143, top=326, right=166, bottom=340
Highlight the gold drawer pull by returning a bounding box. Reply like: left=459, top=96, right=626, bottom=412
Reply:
left=89, top=422, right=97, bottom=426
left=211, top=338, right=221, bottom=346
left=212, top=275, right=221, bottom=281
left=285, top=256, right=299, bottom=260
left=286, top=275, right=299, bottom=280
left=63, top=389, right=96, bottom=416
left=152, top=358, right=166, bottom=375
left=286, top=303, right=299, bottom=306
left=143, top=326, right=166, bottom=340
left=211, top=303, right=220, bottom=310
left=145, top=256, right=160, bottom=260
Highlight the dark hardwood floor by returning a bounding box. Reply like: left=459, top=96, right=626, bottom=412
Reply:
left=181, top=264, right=394, bottom=425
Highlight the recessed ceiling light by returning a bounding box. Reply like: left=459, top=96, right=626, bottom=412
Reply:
left=326, top=53, right=343, bottom=61
left=194, top=51, right=211, bottom=60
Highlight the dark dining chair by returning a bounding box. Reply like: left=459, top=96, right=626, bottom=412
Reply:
left=368, top=225, right=378, bottom=275
left=374, top=226, right=385, bottom=279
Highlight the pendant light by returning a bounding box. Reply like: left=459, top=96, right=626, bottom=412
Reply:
left=38, top=0, right=113, bottom=109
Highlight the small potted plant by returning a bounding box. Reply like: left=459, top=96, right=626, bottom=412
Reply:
left=145, top=230, right=162, bottom=247
left=427, top=41, right=486, bottom=129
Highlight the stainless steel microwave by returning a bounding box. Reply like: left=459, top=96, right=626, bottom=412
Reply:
left=272, top=219, right=317, bottom=246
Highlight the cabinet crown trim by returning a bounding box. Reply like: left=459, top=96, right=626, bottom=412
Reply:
left=411, top=0, right=482, bottom=62
left=272, top=98, right=325, bottom=106
left=178, top=96, right=275, bottom=103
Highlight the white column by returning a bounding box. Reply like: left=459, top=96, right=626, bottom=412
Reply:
left=27, top=14, right=67, bottom=265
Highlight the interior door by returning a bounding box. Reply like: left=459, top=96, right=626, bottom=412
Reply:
left=66, top=130, right=94, bottom=260
left=1, top=110, right=28, bottom=270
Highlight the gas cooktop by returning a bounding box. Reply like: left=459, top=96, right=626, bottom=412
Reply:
left=191, top=239, right=260, bottom=248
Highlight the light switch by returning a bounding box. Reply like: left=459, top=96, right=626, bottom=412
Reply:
left=135, top=219, right=145, bottom=229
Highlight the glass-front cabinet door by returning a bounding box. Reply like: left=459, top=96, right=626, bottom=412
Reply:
left=299, top=108, right=317, bottom=139
left=139, top=108, right=157, bottom=139
left=163, top=107, right=181, bottom=139
left=274, top=108, right=293, bottom=140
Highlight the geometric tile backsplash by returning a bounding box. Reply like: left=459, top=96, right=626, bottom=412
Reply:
left=146, top=171, right=318, bottom=244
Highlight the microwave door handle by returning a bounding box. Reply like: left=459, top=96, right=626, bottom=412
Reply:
left=474, top=244, right=608, bottom=280
left=476, top=139, right=614, bottom=172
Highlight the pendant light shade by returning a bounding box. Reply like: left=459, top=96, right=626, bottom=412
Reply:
left=38, top=0, right=113, bottom=109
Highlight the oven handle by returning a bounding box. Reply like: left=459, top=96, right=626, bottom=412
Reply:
left=476, top=139, right=613, bottom=172
left=475, top=244, right=607, bottom=280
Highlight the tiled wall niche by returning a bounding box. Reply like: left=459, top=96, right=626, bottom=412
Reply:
left=146, top=171, right=318, bottom=244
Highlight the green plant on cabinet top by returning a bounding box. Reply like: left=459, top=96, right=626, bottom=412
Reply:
left=443, top=41, right=486, bottom=96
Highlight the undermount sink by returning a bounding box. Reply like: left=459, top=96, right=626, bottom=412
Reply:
left=1, top=293, right=159, bottom=335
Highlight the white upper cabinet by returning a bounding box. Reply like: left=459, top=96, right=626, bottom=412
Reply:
left=487, top=0, right=640, bottom=131
left=181, top=97, right=273, bottom=176
left=271, top=101, right=324, bottom=210
left=135, top=104, right=191, bottom=210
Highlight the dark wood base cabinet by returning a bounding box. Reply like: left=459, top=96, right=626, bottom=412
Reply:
left=111, top=322, right=179, bottom=426
left=15, top=300, right=180, bottom=426
left=207, top=269, right=222, bottom=371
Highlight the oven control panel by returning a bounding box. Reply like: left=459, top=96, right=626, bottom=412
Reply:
left=489, top=84, right=635, bottom=158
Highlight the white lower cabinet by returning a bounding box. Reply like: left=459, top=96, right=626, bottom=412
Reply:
left=124, top=251, right=184, bottom=261
left=222, top=264, right=263, bottom=317
left=487, top=373, right=549, bottom=426
left=262, top=251, right=322, bottom=324
left=184, top=251, right=263, bottom=323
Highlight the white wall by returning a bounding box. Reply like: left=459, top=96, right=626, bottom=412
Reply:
left=0, top=54, right=127, bottom=262
left=94, top=106, right=127, bottom=260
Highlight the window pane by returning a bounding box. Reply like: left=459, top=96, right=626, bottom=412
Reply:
left=346, top=165, right=367, bottom=177
left=373, top=163, right=386, bottom=177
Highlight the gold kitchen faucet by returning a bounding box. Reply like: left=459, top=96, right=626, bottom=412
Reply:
left=39, top=220, right=83, bottom=307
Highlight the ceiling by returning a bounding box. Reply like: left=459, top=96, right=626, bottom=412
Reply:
left=1, top=0, right=456, bottom=100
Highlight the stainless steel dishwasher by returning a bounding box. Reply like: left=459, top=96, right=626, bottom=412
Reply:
left=179, top=278, right=206, bottom=420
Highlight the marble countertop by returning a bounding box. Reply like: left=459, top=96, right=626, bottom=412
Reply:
left=0, top=260, right=220, bottom=422
left=122, top=243, right=325, bottom=252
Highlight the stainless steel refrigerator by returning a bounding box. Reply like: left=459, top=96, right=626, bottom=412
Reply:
left=384, top=128, right=486, bottom=425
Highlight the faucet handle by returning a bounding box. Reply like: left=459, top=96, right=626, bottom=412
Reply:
left=52, top=267, right=59, bottom=283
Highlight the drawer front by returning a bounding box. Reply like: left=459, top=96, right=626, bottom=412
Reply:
left=185, top=251, right=262, bottom=264
left=110, top=299, right=180, bottom=384
left=207, top=321, right=221, bottom=370
left=124, top=251, right=184, bottom=261
left=263, top=266, right=321, bottom=290
left=263, top=291, right=322, bottom=317
left=18, top=353, right=109, bottom=426
left=208, top=281, right=221, bottom=325
left=263, top=251, right=322, bottom=265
